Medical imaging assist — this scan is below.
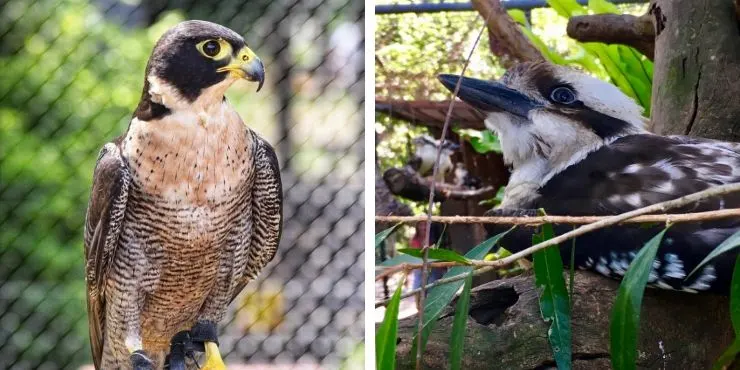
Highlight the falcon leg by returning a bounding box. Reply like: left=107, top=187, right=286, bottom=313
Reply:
left=165, top=330, right=193, bottom=370
left=130, top=350, right=154, bottom=370
left=191, top=321, right=225, bottom=370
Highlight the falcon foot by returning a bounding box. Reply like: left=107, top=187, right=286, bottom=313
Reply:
left=191, top=321, right=225, bottom=370
left=131, top=350, right=154, bottom=370
left=165, top=330, right=196, bottom=370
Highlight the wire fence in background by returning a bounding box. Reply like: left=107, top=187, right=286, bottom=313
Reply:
left=0, top=0, right=364, bottom=368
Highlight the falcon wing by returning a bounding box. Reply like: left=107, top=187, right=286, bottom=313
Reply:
left=83, top=140, right=130, bottom=369
left=231, top=132, right=283, bottom=302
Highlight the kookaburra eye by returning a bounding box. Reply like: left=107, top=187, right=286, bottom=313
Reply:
left=550, top=86, right=577, bottom=104
left=202, top=40, right=220, bottom=57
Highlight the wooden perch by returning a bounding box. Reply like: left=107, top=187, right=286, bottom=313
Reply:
left=567, top=13, right=655, bottom=60
left=470, top=0, right=545, bottom=67
left=383, top=167, right=496, bottom=203
left=392, top=272, right=732, bottom=369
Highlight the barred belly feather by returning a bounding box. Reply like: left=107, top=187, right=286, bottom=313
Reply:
left=101, top=106, right=256, bottom=368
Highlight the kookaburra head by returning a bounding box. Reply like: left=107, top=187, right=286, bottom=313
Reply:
left=439, top=62, right=648, bottom=199
left=411, top=135, right=459, bottom=179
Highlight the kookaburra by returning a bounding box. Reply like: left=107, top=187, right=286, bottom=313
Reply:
left=84, top=21, right=282, bottom=369
left=439, top=62, right=740, bottom=294
left=409, top=135, right=459, bottom=181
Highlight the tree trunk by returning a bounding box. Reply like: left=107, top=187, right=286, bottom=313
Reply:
left=393, top=272, right=733, bottom=369
left=648, top=0, right=740, bottom=141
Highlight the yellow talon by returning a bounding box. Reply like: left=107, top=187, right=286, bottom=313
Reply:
left=201, top=342, right=226, bottom=370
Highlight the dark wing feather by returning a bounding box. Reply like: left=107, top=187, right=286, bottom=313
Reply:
left=494, top=134, right=740, bottom=293
left=539, top=134, right=740, bottom=216
left=231, top=132, right=283, bottom=302
left=83, top=140, right=130, bottom=369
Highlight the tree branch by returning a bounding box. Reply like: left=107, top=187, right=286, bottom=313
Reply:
left=382, top=167, right=496, bottom=202
left=376, top=208, right=740, bottom=225
left=470, top=0, right=545, bottom=67
left=376, top=182, right=740, bottom=306
left=567, top=13, right=655, bottom=60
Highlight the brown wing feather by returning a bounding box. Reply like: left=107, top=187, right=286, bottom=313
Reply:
left=83, top=139, right=130, bottom=369
left=231, top=133, right=283, bottom=303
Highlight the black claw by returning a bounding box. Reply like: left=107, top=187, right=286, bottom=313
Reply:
left=165, top=331, right=191, bottom=370
left=191, top=321, right=219, bottom=347
left=131, top=350, right=154, bottom=370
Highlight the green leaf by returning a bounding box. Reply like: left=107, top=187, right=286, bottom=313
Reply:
left=376, top=223, right=403, bottom=249
left=398, top=248, right=470, bottom=264
left=376, top=274, right=405, bottom=370
left=379, top=254, right=429, bottom=267
left=713, top=340, right=740, bottom=370
left=712, top=258, right=740, bottom=370
left=714, top=257, right=740, bottom=370
left=588, top=0, right=619, bottom=14
left=478, top=186, right=506, bottom=207
left=610, top=228, right=669, bottom=370
left=532, top=224, right=572, bottom=370
left=507, top=9, right=530, bottom=28
left=449, top=272, right=473, bottom=370
left=546, top=0, right=586, bottom=18
left=456, top=128, right=502, bottom=154
left=687, top=230, right=740, bottom=279
left=411, top=228, right=513, bottom=364
left=730, top=255, right=740, bottom=335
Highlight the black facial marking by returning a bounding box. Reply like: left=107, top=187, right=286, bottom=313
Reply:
left=567, top=108, right=633, bottom=140
left=133, top=79, right=171, bottom=121
left=135, top=20, right=246, bottom=113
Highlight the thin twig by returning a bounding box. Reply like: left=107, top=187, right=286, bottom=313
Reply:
left=415, top=13, right=493, bottom=369
left=376, top=182, right=740, bottom=307
left=375, top=208, right=740, bottom=225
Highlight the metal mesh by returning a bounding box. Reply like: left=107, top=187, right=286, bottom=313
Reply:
left=0, top=0, right=364, bottom=368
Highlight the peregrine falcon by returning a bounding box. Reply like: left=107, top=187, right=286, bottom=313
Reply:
left=84, top=20, right=282, bottom=369
left=439, top=62, right=740, bottom=294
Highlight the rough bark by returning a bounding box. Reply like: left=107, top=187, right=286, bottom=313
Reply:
left=567, top=13, right=655, bottom=60
left=470, top=0, right=545, bottom=67
left=648, top=0, right=740, bottom=141
left=394, top=272, right=733, bottom=369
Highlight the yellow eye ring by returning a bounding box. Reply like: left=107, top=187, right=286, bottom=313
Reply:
left=196, top=39, right=231, bottom=60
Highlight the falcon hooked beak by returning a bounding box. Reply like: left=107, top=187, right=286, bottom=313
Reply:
left=217, top=45, right=265, bottom=92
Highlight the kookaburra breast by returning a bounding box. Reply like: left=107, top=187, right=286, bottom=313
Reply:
left=439, top=62, right=740, bottom=294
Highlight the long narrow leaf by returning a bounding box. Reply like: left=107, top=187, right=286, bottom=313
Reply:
left=375, top=223, right=403, bottom=249
left=713, top=255, right=740, bottom=369
left=410, top=228, right=513, bottom=363
left=398, top=248, right=470, bottom=264
left=713, top=340, right=740, bottom=370
left=687, top=230, right=740, bottom=279
left=730, top=255, right=740, bottom=335
left=449, top=273, right=473, bottom=370
left=533, top=224, right=572, bottom=370
left=376, top=274, right=406, bottom=370
left=610, top=228, right=669, bottom=370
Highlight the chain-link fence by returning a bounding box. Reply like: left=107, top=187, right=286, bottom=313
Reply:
left=0, top=0, right=364, bottom=368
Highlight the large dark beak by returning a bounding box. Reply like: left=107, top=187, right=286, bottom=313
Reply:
left=438, top=74, right=541, bottom=118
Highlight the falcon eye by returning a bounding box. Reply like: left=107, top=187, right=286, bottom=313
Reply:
left=202, top=40, right=220, bottom=57
left=550, top=86, right=577, bottom=105
left=196, top=39, right=231, bottom=60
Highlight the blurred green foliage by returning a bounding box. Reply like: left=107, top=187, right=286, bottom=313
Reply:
left=1, top=1, right=187, bottom=366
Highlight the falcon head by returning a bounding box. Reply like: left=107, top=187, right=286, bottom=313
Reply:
left=438, top=62, right=647, bottom=175
left=138, top=20, right=264, bottom=116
